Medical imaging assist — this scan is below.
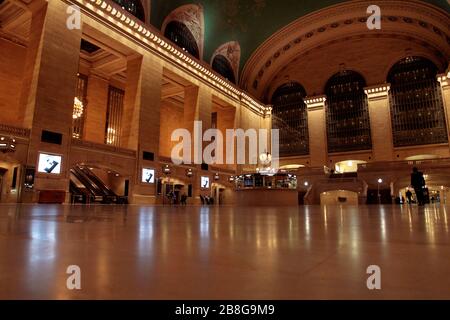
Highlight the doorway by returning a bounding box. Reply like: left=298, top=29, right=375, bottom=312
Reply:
left=0, top=168, right=7, bottom=202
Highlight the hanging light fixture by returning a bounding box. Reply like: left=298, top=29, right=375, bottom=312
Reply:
left=163, top=164, right=171, bottom=175
left=72, top=97, right=84, bottom=120
left=257, top=150, right=277, bottom=176
left=0, top=136, right=16, bottom=153
left=259, top=151, right=272, bottom=165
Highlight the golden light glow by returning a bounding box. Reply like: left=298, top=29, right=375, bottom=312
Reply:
left=72, top=97, right=84, bottom=119
left=74, top=0, right=269, bottom=116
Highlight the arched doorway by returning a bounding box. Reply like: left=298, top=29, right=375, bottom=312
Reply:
left=160, top=176, right=188, bottom=205
left=394, top=173, right=450, bottom=205
left=334, top=160, right=367, bottom=173
left=0, top=167, right=6, bottom=202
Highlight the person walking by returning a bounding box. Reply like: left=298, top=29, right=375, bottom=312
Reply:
left=411, top=167, right=426, bottom=206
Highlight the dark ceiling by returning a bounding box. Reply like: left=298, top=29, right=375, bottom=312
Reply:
left=150, top=0, right=450, bottom=69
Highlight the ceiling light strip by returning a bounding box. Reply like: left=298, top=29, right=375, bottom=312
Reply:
left=75, top=0, right=268, bottom=116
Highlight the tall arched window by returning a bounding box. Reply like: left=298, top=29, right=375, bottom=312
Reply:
left=212, top=55, right=236, bottom=84
left=325, top=71, right=372, bottom=153
left=112, top=0, right=145, bottom=22
left=164, top=21, right=200, bottom=59
left=388, top=56, right=447, bottom=147
left=271, top=82, right=309, bottom=156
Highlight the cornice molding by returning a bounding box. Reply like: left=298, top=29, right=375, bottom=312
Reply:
left=62, top=0, right=269, bottom=117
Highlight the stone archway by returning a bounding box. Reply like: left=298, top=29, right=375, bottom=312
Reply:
left=161, top=4, right=204, bottom=59
left=241, top=0, right=450, bottom=99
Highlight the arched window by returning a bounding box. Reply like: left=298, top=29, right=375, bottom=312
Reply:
left=164, top=21, right=200, bottom=59
left=271, top=82, right=309, bottom=156
left=325, top=71, right=372, bottom=153
left=112, top=0, right=145, bottom=22
left=388, top=56, right=447, bottom=147
left=212, top=55, right=236, bottom=84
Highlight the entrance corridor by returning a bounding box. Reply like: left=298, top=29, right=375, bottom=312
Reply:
left=0, top=204, right=449, bottom=299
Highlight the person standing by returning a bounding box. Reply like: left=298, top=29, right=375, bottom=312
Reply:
left=411, top=167, right=426, bottom=206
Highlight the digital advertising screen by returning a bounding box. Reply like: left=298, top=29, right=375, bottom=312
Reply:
left=201, top=176, right=210, bottom=189
left=142, top=168, right=155, bottom=184
left=37, top=153, right=62, bottom=174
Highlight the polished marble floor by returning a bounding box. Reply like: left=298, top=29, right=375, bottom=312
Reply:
left=0, top=204, right=450, bottom=299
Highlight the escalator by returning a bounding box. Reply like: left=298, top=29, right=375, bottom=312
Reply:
left=69, top=180, right=92, bottom=203
left=70, top=166, right=117, bottom=203
left=76, top=166, right=118, bottom=203
left=70, top=167, right=104, bottom=203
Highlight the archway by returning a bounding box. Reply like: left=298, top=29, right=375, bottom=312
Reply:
left=334, top=160, right=367, bottom=173
left=0, top=158, right=21, bottom=203
left=162, top=4, right=204, bottom=59
left=325, top=70, right=371, bottom=153
left=211, top=41, right=241, bottom=84
left=271, top=82, right=309, bottom=156
left=388, top=56, right=447, bottom=147
left=393, top=173, right=450, bottom=205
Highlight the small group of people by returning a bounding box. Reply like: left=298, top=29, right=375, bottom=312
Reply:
left=199, top=195, right=214, bottom=205
left=166, top=191, right=188, bottom=205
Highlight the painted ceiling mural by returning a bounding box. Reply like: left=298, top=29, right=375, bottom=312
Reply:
left=150, top=0, right=450, bottom=70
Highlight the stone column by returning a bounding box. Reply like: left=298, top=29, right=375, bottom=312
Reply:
left=304, top=96, right=327, bottom=168
left=438, top=73, right=450, bottom=147
left=126, top=54, right=163, bottom=204
left=184, top=85, right=212, bottom=203
left=364, top=84, right=394, bottom=161
left=20, top=0, right=82, bottom=202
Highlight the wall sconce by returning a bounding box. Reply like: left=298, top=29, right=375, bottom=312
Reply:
left=229, top=176, right=235, bottom=183
left=214, top=173, right=220, bottom=181
left=163, top=164, right=171, bottom=175
left=186, top=168, right=193, bottom=178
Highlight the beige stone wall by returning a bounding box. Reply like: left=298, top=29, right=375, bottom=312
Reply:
left=159, top=99, right=184, bottom=159
left=9, top=0, right=450, bottom=205
left=0, top=40, right=26, bottom=126
left=84, top=75, right=108, bottom=144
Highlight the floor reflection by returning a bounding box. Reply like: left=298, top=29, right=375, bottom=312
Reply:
left=0, top=204, right=449, bottom=299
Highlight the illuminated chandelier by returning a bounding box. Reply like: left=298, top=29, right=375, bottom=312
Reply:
left=257, top=151, right=277, bottom=176
left=72, top=97, right=84, bottom=119
left=0, top=136, right=16, bottom=153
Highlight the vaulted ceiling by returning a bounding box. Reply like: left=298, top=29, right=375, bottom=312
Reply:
left=150, top=0, right=450, bottom=69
